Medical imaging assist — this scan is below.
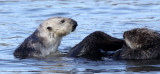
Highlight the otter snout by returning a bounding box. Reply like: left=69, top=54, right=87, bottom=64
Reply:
left=71, top=20, right=78, bottom=32
left=123, top=32, right=126, bottom=39
left=123, top=31, right=128, bottom=39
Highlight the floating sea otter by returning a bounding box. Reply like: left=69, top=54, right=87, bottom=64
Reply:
left=14, top=17, right=78, bottom=59
left=68, top=28, right=160, bottom=60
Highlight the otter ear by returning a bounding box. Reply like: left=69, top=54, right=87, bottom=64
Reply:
left=47, top=27, right=52, bottom=31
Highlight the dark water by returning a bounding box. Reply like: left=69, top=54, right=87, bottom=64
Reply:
left=0, top=0, right=160, bottom=74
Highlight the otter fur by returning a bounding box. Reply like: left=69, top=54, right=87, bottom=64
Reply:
left=14, top=17, right=77, bottom=59
left=67, top=31, right=123, bottom=60
left=114, top=28, right=160, bottom=60
left=68, top=28, right=160, bottom=60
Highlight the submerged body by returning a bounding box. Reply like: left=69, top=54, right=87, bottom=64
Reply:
left=14, top=17, right=77, bottom=59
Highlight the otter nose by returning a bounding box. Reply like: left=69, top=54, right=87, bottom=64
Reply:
left=71, top=20, right=78, bottom=32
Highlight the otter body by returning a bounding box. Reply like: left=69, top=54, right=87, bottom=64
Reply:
left=14, top=17, right=77, bottom=59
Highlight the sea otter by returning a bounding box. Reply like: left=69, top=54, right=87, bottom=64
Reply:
left=114, top=28, right=160, bottom=60
left=14, top=17, right=77, bottom=59
left=68, top=28, right=160, bottom=60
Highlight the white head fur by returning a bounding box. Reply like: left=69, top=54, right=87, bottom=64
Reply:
left=36, top=17, right=77, bottom=57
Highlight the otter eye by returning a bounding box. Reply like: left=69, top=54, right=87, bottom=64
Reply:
left=60, top=20, right=65, bottom=23
left=47, top=27, right=52, bottom=31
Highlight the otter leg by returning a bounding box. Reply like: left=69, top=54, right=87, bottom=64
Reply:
left=96, top=32, right=124, bottom=51
left=67, top=31, right=123, bottom=60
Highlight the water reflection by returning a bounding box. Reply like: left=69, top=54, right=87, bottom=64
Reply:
left=126, top=60, right=160, bottom=72
left=127, top=66, right=160, bottom=72
left=126, top=59, right=160, bottom=66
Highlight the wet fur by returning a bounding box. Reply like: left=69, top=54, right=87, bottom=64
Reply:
left=14, top=30, right=44, bottom=59
left=67, top=31, right=123, bottom=60
left=114, top=28, right=160, bottom=59
left=68, top=28, right=160, bottom=60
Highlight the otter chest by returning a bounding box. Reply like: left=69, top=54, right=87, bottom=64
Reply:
left=40, top=38, right=61, bottom=56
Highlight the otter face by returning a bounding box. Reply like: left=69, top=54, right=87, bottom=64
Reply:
left=123, top=28, right=160, bottom=50
left=40, top=17, right=78, bottom=37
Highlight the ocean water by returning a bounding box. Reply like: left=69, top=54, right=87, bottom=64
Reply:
left=0, top=0, right=160, bottom=74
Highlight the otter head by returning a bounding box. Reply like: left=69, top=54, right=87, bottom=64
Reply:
left=34, top=17, right=78, bottom=55
left=123, top=28, right=160, bottom=50
left=39, top=17, right=77, bottom=37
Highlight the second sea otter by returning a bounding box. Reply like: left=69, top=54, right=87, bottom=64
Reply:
left=68, top=28, right=160, bottom=60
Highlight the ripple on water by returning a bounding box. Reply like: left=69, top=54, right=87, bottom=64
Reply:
left=26, top=8, right=46, bottom=12
left=42, top=12, right=71, bottom=17
left=0, top=12, right=13, bottom=14
left=0, top=43, right=11, bottom=46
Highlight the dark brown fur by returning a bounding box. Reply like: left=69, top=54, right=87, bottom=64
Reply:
left=14, top=30, right=43, bottom=59
left=67, top=31, right=123, bottom=60
left=68, top=28, right=160, bottom=60
left=114, top=28, right=160, bottom=60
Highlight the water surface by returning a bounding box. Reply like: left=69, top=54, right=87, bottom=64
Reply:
left=0, top=0, right=160, bottom=74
